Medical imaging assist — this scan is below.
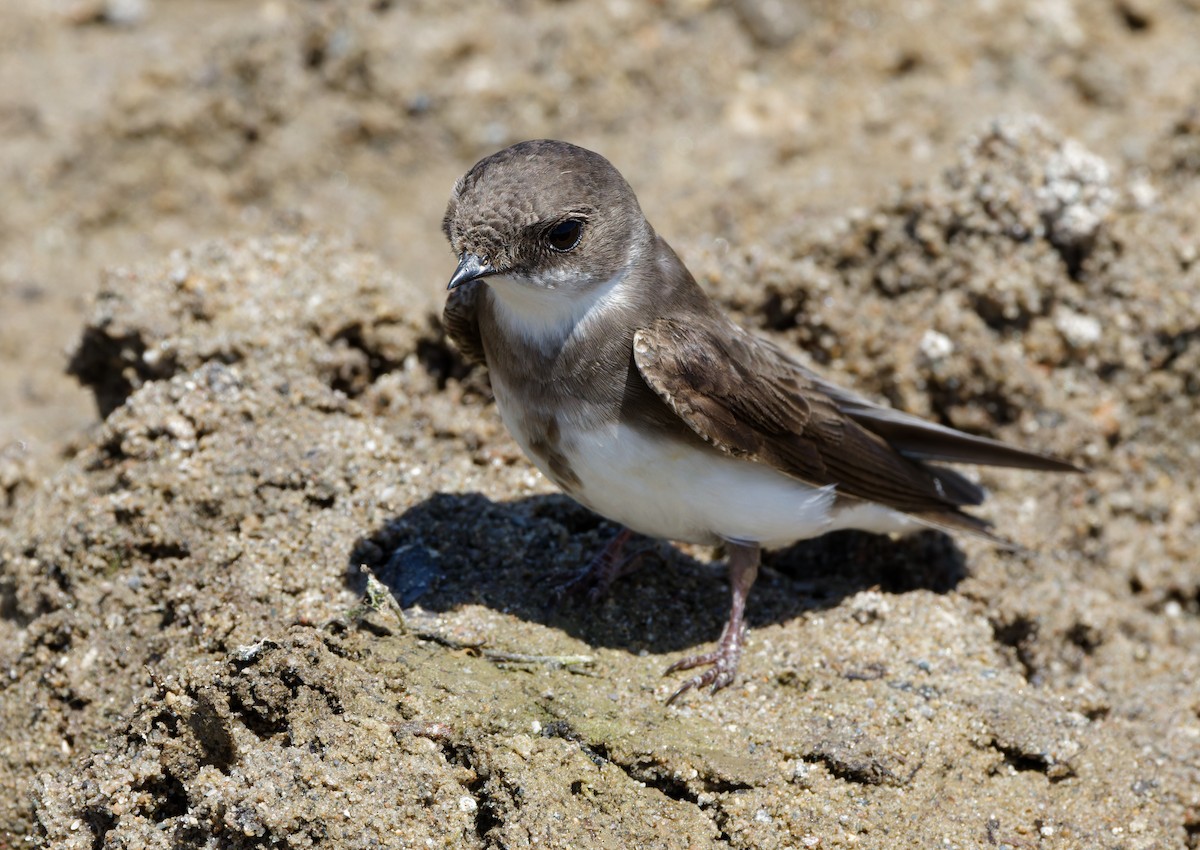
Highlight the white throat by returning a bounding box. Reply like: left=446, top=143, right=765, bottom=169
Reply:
left=487, top=269, right=631, bottom=348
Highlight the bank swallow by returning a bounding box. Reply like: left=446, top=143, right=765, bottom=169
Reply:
left=441, top=140, right=1079, bottom=702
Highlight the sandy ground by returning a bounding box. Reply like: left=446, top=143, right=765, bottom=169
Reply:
left=2, top=0, right=1199, bottom=847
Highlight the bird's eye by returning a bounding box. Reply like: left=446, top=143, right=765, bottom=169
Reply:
left=546, top=219, right=584, bottom=252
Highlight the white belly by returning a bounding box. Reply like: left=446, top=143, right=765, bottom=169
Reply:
left=503, top=412, right=919, bottom=549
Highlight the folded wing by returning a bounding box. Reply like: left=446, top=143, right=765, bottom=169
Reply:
left=632, top=317, right=1076, bottom=542
left=806, top=372, right=1081, bottom=472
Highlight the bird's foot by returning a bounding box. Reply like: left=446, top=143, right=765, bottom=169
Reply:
left=555, top=527, right=656, bottom=603
left=663, top=540, right=760, bottom=704
left=664, top=623, right=746, bottom=705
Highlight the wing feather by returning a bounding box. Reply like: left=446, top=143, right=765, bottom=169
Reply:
left=633, top=318, right=1012, bottom=517
left=807, top=374, right=1081, bottom=472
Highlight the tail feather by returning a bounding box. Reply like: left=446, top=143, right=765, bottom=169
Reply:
left=925, top=464, right=987, bottom=506
left=911, top=509, right=1025, bottom=552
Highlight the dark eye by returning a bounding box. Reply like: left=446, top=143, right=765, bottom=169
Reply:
left=546, top=219, right=584, bottom=252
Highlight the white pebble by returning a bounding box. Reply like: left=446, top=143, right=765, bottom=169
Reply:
left=920, top=329, right=954, bottom=361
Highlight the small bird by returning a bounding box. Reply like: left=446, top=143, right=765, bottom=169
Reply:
left=441, top=140, right=1079, bottom=702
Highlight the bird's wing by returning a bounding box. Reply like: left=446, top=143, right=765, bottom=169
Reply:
left=632, top=317, right=1006, bottom=527
left=803, top=370, right=1081, bottom=472
left=442, top=279, right=487, bottom=368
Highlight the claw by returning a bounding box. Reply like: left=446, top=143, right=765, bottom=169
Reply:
left=663, top=540, right=760, bottom=705
left=664, top=626, right=745, bottom=704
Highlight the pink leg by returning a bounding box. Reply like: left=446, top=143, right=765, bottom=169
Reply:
left=556, top=527, right=652, bottom=602
left=666, top=541, right=760, bottom=704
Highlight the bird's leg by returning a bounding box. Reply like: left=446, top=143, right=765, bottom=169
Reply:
left=556, top=527, right=655, bottom=602
left=665, top=541, right=760, bottom=704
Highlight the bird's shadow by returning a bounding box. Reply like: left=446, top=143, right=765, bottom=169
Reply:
left=346, top=492, right=967, bottom=656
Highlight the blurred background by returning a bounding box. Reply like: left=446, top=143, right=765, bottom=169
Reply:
left=2, top=0, right=1198, bottom=484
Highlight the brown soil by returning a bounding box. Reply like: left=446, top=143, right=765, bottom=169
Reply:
left=2, top=1, right=1199, bottom=847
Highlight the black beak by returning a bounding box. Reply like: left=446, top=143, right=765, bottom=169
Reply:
left=447, top=253, right=498, bottom=290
